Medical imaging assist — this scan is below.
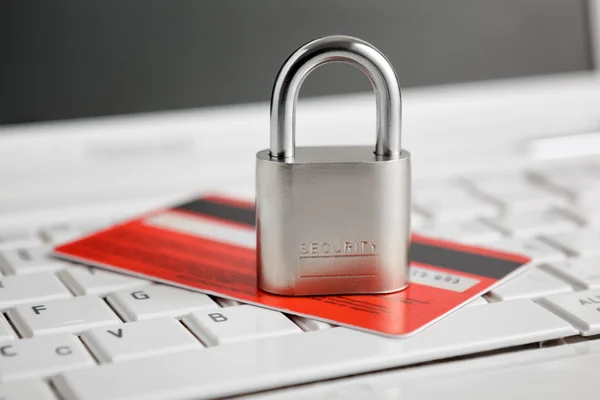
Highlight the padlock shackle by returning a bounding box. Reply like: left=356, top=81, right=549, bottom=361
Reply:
left=270, top=35, right=402, bottom=159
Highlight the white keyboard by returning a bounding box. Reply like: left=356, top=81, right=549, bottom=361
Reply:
left=2, top=158, right=600, bottom=399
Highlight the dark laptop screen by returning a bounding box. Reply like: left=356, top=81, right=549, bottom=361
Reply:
left=0, top=0, right=593, bottom=125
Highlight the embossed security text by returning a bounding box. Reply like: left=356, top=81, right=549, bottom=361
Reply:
left=300, top=241, right=376, bottom=256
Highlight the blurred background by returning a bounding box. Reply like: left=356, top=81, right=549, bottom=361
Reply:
left=0, top=0, right=592, bottom=126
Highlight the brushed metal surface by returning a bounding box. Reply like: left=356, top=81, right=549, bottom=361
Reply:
left=257, top=35, right=410, bottom=296
left=256, top=146, right=411, bottom=296
left=270, top=35, right=402, bottom=159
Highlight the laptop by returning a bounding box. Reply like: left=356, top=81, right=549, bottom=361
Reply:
left=1, top=1, right=599, bottom=399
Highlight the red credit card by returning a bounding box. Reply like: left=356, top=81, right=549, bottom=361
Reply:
left=53, top=194, right=531, bottom=337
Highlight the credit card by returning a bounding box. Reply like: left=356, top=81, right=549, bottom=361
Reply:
left=53, top=194, right=531, bottom=337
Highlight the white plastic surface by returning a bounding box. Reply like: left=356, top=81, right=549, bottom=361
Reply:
left=106, top=284, right=219, bottom=321
left=484, top=238, right=567, bottom=263
left=416, top=219, right=504, bottom=244
left=81, top=317, right=202, bottom=363
left=59, top=266, right=151, bottom=296
left=413, top=185, right=499, bottom=222
left=466, top=297, right=488, bottom=307
left=52, top=299, right=577, bottom=400
left=7, top=295, right=121, bottom=338
left=0, top=333, right=95, bottom=382
left=537, top=167, right=600, bottom=205
left=541, top=229, right=600, bottom=257
left=484, top=208, right=580, bottom=238
left=0, top=246, right=69, bottom=275
left=544, top=257, right=600, bottom=289
left=0, top=314, right=16, bottom=341
left=540, top=288, right=600, bottom=336
left=183, top=304, right=302, bottom=346
left=0, top=379, right=58, bottom=400
left=39, top=224, right=84, bottom=246
left=470, top=176, right=567, bottom=212
left=238, top=336, right=600, bottom=400
left=0, top=231, right=43, bottom=251
left=0, top=273, right=71, bottom=311
left=487, top=267, right=572, bottom=301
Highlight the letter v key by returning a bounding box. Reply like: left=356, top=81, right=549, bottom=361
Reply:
left=81, top=317, right=202, bottom=363
left=107, top=328, right=123, bottom=338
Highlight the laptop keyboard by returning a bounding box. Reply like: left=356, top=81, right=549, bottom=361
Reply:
left=1, top=158, right=600, bottom=399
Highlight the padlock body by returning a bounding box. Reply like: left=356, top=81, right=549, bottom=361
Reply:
left=256, top=146, right=411, bottom=296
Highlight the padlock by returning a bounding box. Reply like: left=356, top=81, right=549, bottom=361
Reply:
left=255, top=35, right=411, bottom=296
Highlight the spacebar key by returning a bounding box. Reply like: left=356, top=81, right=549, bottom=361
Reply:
left=52, top=299, right=576, bottom=400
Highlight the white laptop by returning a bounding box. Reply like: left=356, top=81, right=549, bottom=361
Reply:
left=1, top=1, right=600, bottom=399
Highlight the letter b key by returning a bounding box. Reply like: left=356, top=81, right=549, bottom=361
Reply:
left=255, top=35, right=411, bottom=296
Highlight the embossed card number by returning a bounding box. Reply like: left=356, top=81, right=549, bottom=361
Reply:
left=409, top=266, right=480, bottom=292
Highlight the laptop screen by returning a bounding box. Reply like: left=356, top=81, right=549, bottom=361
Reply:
left=0, top=0, right=593, bottom=126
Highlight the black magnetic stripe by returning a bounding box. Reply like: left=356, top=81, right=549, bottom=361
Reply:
left=409, top=241, right=522, bottom=279
left=174, top=199, right=256, bottom=226
left=177, top=199, right=523, bottom=279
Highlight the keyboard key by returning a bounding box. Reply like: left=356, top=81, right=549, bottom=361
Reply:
left=0, top=230, right=42, bottom=250
left=410, top=209, right=430, bottom=230
left=484, top=238, right=567, bottom=263
left=0, top=247, right=70, bottom=275
left=402, top=298, right=576, bottom=351
left=0, top=314, right=16, bottom=341
left=300, top=337, right=600, bottom=400
left=213, top=296, right=242, bottom=307
left=466, top=296, right=488, bottom=307
left=468, top=174, right=567, bottom=212
left=76, top=220, right=112, bottom=234
left=0, top=273, right=71, bottom=311
left=566, top=204, right=600, bottom=227
left=540, top=289, right=600, bottom=336
left=413, top=184, right=499, bottom=222
left=543, top=257, right=600, bottom=289
left=540, top=229, right=600, bottom=257
left=7, top=295, right=120, bottom=338
left=106, top=285, right=218, bottom=321
left=535, top=168, right=600, bottom=205
left=59, top=266, right=150, bottom=296
left=39, top=224, right=83, bottom=246
left=529, top=159, right=600, bottom=181
left=183, top=305, right=302, bottom=346
left=486, top=267, right=572, bottom=301
left=52, top=299, right=575, bottom=400
left=416, top=219, right=504, bottom=244
left=0, top=379, right=57, bottom=399
left=0, top=333, right=95, bottom=382
left=81, top=317, right=202, bottom=363
left=483, top=208, right=580, bottom=238
left=288, top=315, right=334, bottom=331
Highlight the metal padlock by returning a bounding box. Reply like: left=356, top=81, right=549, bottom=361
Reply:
left=256, top=35, right=411, bottom=296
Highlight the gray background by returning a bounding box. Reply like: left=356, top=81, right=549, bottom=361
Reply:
left=0, top=0, right=592, bottom=125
